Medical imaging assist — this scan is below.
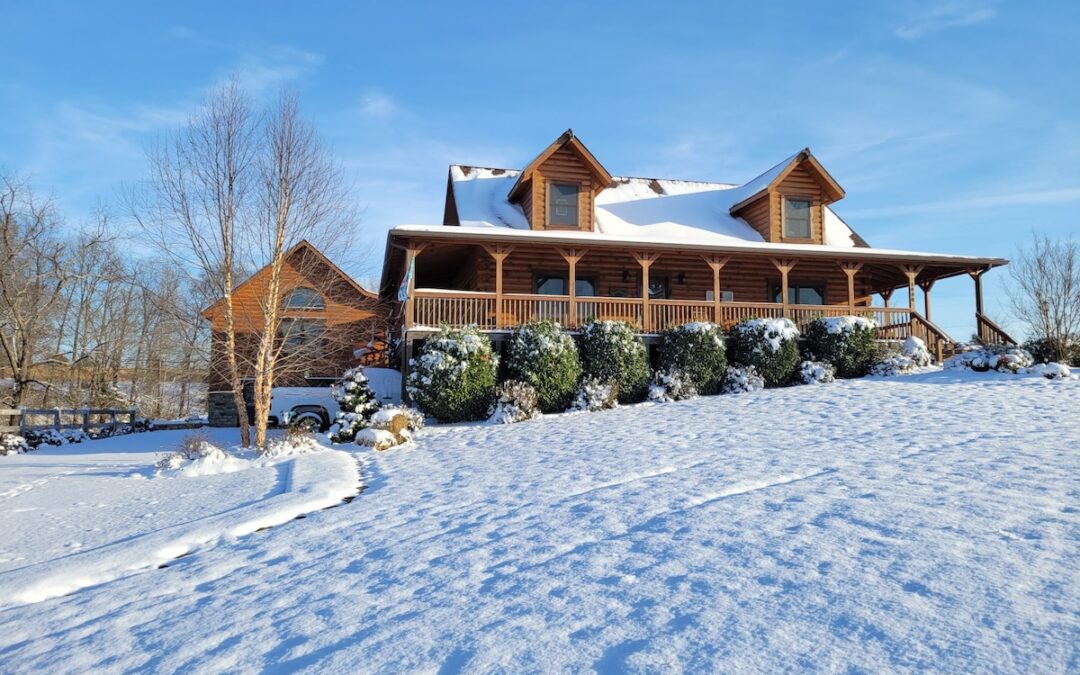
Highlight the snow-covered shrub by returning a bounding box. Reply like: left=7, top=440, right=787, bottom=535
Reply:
left=722, top=365, right=765, bottom=394
left=802, top=316, right=878, bottom=378
left=1024, top=336, right=1080, bottom=366
left=407, top=326, right=497, bottom=423
left=728, top=318, right=800, bottom=387
left=1027, top=362, right=1072, bottom=379
left=580, top=320, right=649, bottom=403
left=570, top=377, right=619, bottom=412
left=1, top=433, right=29, bottom=456
left=648, top=370, right=698, bottom=402
left=23, top=428, right=90, bottom=448
left=902, top=336, right=932, bottom=367
left=870, top=353, right=918, bottom=377
left=488, top=380, right=541, bottom=424
left=156, top=432, right=228, bottom=472
left=796, top=360, right=835, bottom=385
left=657, top=322, right=727, bottom=395
left=372, top=406, right=424, bottom=433
left=944, top=345, right=1035, bottom=373
left=258, top=433, right=323, bottom=458
left=504, top=321, right=581, bottom=413
left=330, top=367, right=380, bottom=443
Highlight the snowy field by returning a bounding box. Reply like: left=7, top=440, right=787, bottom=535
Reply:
left=0, top=370, right=1077, bottom=672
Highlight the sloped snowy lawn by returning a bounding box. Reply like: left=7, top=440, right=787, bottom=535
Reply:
left=1, top=371, right=1078, bottom=672
left=0, top=428, right=359, bottom=604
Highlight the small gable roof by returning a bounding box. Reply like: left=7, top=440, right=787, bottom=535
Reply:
left=506, top=129, right=613, bottom=201
left=729, top=148, right=845, bottom=213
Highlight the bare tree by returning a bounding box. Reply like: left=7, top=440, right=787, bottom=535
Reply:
left=134, top=79, right=257, bottom=446
left=1008, top=233, right=1080, bottom=361
left=248, top=92, right=352, bottom=448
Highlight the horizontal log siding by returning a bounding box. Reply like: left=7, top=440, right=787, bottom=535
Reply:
left=529, top=146, right=598, bottom=231
left=739, top=195, right=771, bottom=240
left=472, top=247, right=871, bottom=306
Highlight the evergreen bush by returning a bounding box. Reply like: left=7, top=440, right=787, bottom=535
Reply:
left=407, top=326, right=497, bottom=423
left=657, top=322, right=727, bottom=395
left=504, top=321, right=582, bottom=413
left=728, top=318, right=800, bottom=387
left=802, top=316, right=878, bottom=378
left=330, top=367, right=380, bottom=443
left=579, top=320, right=649, bottom=403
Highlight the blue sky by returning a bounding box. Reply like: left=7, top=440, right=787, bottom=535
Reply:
left=3, top=0, right=1079, bottom=338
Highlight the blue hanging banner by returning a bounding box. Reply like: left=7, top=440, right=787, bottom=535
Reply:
left=397, top=258, right=414, bottom=303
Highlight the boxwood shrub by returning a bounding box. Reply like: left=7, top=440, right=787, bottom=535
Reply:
left=580, top=320, right=649, bottom=403
left=406, top=326, right=497, bottom=423
left=728, top=318, right=800, bottom=387
left=802, top=315, right=879, bottom=378
left=503, top=321, right=582, bottom=413
left=657, top=322, right=727, bottom=395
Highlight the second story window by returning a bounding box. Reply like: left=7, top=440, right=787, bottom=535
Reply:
left=284, top=287, right=325, bottom=310
left=548, top=183, right=579, bottom=227
left=783, top=197, right=812, bottom=239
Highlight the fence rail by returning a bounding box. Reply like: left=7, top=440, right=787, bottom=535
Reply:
left=0, top=408, right=138, bottom=435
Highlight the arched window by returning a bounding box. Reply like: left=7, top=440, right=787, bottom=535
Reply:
left=284, top=287, right=324, bottom=310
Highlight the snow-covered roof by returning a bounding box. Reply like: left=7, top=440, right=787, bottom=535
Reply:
left=446, top=157, right=865, bottom=249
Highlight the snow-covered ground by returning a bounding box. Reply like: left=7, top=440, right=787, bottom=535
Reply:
left=0, top=370, right=1077, bottom=672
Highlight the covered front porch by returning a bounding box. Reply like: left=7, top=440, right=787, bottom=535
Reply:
left=385, top=229, right=1014, bottom=361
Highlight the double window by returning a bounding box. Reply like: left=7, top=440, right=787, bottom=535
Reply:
left=771, top=283, right=825, bottom=305
left=548, top=183, right=580, bottom=228
left=284, top=287, right=325, bottom=310
left=783, top=197, right=812, bottom=239
left=279, top=318, right=326, bottom=354
left=534, top=274, right=596, bottom=296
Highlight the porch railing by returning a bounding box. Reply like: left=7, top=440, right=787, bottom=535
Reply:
left=976, top=312, right=1017, bottom=346
left=411, top=289, right=925, bottom=339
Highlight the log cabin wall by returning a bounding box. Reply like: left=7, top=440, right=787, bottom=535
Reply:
left=739, top=195, right=771, bottom=240
left=526, top=146, right=599, bottom=231
left=470, top=246, right=872, bottom=305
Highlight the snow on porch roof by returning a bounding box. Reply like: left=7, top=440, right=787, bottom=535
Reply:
left=389, top=223, right=1008, bottom=269
left=447, top=154, right=865, bottom=248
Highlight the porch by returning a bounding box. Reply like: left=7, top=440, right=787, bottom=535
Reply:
left=388, top=230, right=1015, bottom=361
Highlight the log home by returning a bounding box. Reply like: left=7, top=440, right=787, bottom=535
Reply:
left=204, top=241, right=387, bottom=426
left=379, top=130, right=1015, bottom=370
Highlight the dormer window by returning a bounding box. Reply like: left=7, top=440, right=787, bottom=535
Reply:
left=284, top=287, right=325, bottom=309
left=548, top=183, right=579, bottom=227
left=783, top=198, right=812, bottom=239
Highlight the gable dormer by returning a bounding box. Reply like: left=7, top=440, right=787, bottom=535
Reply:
left=507, top=130, right=613, bottom=231
left=729, top=149, right=845, bottom=245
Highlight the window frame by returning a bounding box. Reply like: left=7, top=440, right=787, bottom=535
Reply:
left=283, top=286, right=325, bottom=310
left=782, top=196, right=814, bottom=241
left=278, top=317, right=327, bottom=354
left=547, top=182, right=581, bottom=229
left=770, top=280, right=827, bottom=306
left=533, top=272, right=597, bottom=297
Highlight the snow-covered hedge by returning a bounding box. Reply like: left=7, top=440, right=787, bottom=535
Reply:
left=795, top=360, right=835, bottom=385
left=722, top=365, right=765, bottom=394
left=570, top=377, right=618, bottom=412
left=728, top=318, right=800, bottom=387
left=330, top=367, right=380, bottom=443
left=488, top=380, right=541, bottom=424
left=23, top=428, right=90, bottom=447
left=802, top=315, right=878, bottom=378
left=648, top=370, right=698, bottom=402
left=1028, top=362, right=1073, bottom=380
left=1, top=433, right=29, bottom=456
left=657, top=322, right=727, bottom=395
left=580, top=320, right=649, bottom=403
left=503, top=321, right=581, bottom=413
left=407, top=326, right=497, bottom=423
left=944, top=345, right=1034, bottom=373
left=1023, top=336, right=1080, bottom=367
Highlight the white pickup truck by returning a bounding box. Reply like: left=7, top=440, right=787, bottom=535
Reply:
left=269, top=367, right=402, bottom=431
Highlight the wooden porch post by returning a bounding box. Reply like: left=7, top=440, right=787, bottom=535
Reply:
left=558, top=248, right=586, bottom=328
left=899, top=265, right=923, bottom=311
left=839, top=262, right=864, bottom=313
left=703, top=255, right=730, bottom=325
left=918, top=278, right=936, bottom=321
left=482, top=244, right=514, bottom=329
left=403, top=243, right=427, bottom=330
left=880, top=288, right=894, bottom=309
left=771, top=258, right=797, bottom=319
left=968, top=268, right=985, bottom=316
left=634, top=252, right=659, bottom=332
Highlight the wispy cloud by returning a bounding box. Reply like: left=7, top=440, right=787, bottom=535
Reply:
left=228, top=46, right=324, bottom=96
left=894, top=1, right=997, bottom=40
left=357, top=90, right=398, bottom=119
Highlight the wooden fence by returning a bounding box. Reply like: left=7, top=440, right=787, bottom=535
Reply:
left=0, top=408, right=138, bottom=435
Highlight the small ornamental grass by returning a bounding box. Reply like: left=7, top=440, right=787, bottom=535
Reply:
left=722, top=365, right=765, bottom=394
left=648, top=370, right=698, bottom=402
left=488, top=380, right=541, bottom=424
left=580, top=320, right=649, bottom=403
left=802, top=315, right=878, bottom=378
left=796, top=360, right=835, bottom=385
left=570, top=377, right=619, bottom=412
left=657, top=322, right=727, bottom=395
left=728, top=318, right=800, bottom=387
left=503, top=321, right=582, bottom=413
left=407, top=326, right=497, bottom=423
